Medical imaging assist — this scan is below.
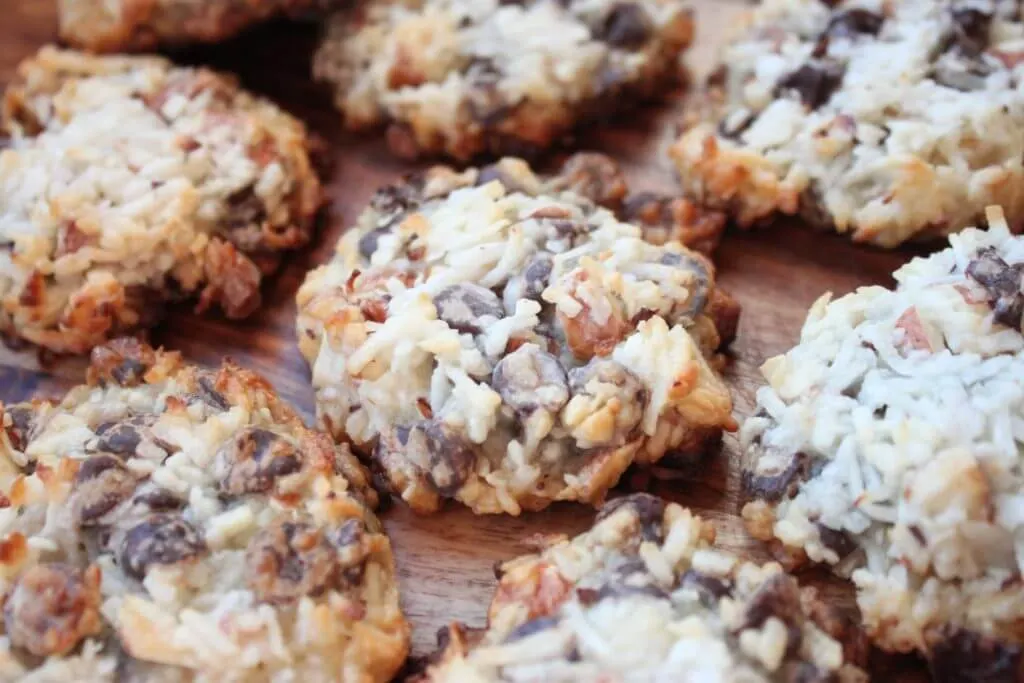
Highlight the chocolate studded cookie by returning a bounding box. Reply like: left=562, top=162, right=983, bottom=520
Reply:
left=741, top=206, right=1024, bottom=677
left=296, top=153, right=739, bottom=515
left=313, top=0, right=695, bottom=161
left=418, top=494, right=868, bottom=682
left=671, top=0, right=1024, bottom=247
left=0, top=47, right=322, bottom=354
left=0, top=338, right=409, bottom=681
left=59, top=0, right=344, bottom=52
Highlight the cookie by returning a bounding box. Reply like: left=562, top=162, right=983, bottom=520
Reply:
left=0, top=47, right=322, bottom=354
left=313, top=0, right=695, bottom=161
left=0, top=338, right=409, bottom=682
left=670, top=0, right=1024, bottom=247
left=296, top=153, right=738, bottom=515
left=418, top=493, right=868, bottom=682
left=59, top=0, right=344, bottom=52
left=741, top=206, right=1024, bottom=676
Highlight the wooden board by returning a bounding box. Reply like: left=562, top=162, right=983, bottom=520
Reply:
left=0, top=1, right=930, bottom=677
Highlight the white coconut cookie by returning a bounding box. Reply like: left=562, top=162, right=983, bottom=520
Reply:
left=296, top=153, right=739, bottom=515
left=417, top=493, right=868, bottom=683
left=0, top=338, right=409, bottom=682
left=741, top=207, right=1024, bottom=678
left=313, top=0, right=695, bottom=161
left=0, top=47, right=322, bottom=355
left=59, top=0, right=345, bottom=52
left=671, top=0, right=1024, bottom=247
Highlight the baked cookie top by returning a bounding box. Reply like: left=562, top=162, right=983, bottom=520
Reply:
left=296, top=154, right=738, bottom=515
left=418, top=494, right=868, bottom=683
left=0, top=339, right=408, bottom=682
left=741, top=206, right=1024, bottom=674
left=0, top=47, right=321, bottom=354
left=313, top=0, right=694, bottom=161
left=59, top=0, right=345, bottom=52
left=671, top=0, right=1024, bottom=247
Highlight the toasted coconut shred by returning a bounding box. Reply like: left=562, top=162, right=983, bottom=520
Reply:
left=297, top=154, right=739, bottom=515
left=419, top=494, right=868, bottom=682
left=742, top=207, right=1024, bottom=674
left=0, top=339, right=408, bottom=682
left=0, top=47, right=322, bottom=354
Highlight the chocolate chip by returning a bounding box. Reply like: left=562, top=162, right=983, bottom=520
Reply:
left=3, top=403, right=36, bottom=452
left=71, top=455, right=138, bottom=527
left=131, top=488, right=185, bottom=512
left=774, top=61, right=845, bottom=109
left=825, top=9, right=884, bottom=40
left=492, top=344, right=569, bottom=415
left=599, top=3, right=653, bottom=48
left=743, top=451, right=820, bottom=502
left=739, top=573, right=804, bottom=631
left=966, top=249, right=1024, bottom=329
left=949, top=8, right=993, bottom=57
left=815, top=523, right=857, bottom=559
left=214, top=427, right=303, bottom=497
left=246, top=517, right=350, bottom=604
left=119, top=514, right=206, bottom=580
left=596, top=494, right=666, bottom=542
left=433, top=283, right=504, bottom=335
left=421, top=421, right=476, bottom=496
left=225, top=185, right=268, bottom=233
left=196, top=375, right=231, bottom=411
left=929, top=627, right=1022, bottom=683
left=358, top=227, right=390, bottom=260
left=521, top=254, right=554, bottom=300
left=91, top=417, right=150, bottom=457
left=680, top=569, right=733, bottom=607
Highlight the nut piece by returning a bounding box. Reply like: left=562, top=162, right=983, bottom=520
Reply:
left=4, top=563, right=102, bottom=657
left=119, top=514, right=207, bottom=580
left=214, top=427, right=303, bottom=496
left=246, top=517, right=342, bottom=604
left=492, top=344, right=569, bottom=415
left=549, top=153, right=628, bottom=208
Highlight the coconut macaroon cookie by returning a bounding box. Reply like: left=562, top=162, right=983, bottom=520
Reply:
left=418, top=494, right=868, bottom=682
left=0, top=338, right=408, bottom=682
left=741, top=207, right=1024, bottom=675
left=59, top=0, right=345, bottom=52
left=0, top=47, right=322, bottom=354
left=296, top=154, right=739, bottom=515
left=313, top=0, right=695, bottom=161
left=671, top=0, right=1024, bottom=247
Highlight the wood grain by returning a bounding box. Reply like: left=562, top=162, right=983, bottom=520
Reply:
left=0, top=1, right=928, bottom=677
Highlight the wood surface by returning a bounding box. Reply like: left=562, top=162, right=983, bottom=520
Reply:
left=0, top=1, right=930, bottom=678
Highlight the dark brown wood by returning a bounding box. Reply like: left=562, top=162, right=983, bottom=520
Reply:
left=0, top=1, right=928, bottom=677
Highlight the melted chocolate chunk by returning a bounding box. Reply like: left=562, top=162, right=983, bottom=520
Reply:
left=966, top=248, right=1024, bottom=329
left=775, top=61, right=845, bottom=109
